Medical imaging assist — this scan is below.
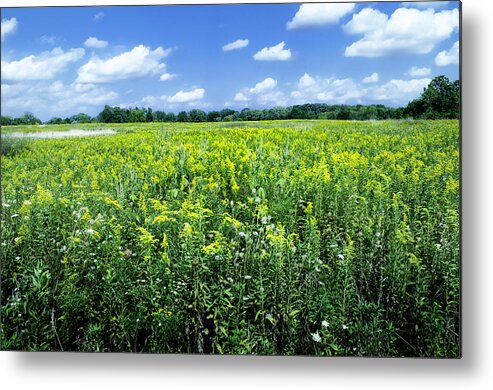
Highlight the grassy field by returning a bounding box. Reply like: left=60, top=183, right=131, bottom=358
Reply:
left=0, top=120, right=460, bottom=356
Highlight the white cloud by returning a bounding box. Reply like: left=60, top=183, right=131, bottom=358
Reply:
left=159, top=72, right=176, bottom=81
left=249, top=77, right=277, bottom=94
left=362, top=72, right=379, bottom=84
left=39, top=35, right=57, bottom=45
left=1, top=47, right=85, bottom=81
left=234, top=92, right=250, bottom=102
left=407, top=66, right=431, bottom=76
left=1, top=17, right=18, bottom=41
left=1, top=80, right=118, bottom=118
left=290, top=72, right=429, bottom=105
left=141, top=88, right=206, bottom=107
left=435, top=40, right=459, bottom=66
left=343, top=8, right=388, bottom=35
left=286, top=3, right=356, bottom=30
left=84, top=36, right=108, bottom=49
left=291, top=73, right=365, bottom=104
left=372, top=78, right=431, bottom=101
left=94, top=12, right=104, bottom=21
left=298, top=73, right=316, bottom=89
left=168, top=88, right=205, bottom=103
left=344, top=7, right=459, bottom=57
left=253, top=42, right=291, bottom=61
left=256, top=90, right=287, bottom=106
left=232, top=77, right=286, bottom=106
left=76, top=45, right=171, bottom=83
left=222, top=39, right=249, bottom=51
left=401, top=2, right=450, bottom=9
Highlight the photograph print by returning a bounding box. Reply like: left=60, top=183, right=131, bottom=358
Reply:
left=0, top=1, right=460, bottom=357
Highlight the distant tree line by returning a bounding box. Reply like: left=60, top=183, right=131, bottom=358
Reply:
left=1, top=76, right=459, bottom=126
left=1, top=112, right=42, bottom=126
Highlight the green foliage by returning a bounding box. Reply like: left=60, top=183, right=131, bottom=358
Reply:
left=0, top=136, right=30, bottom=157
left=405, top=76, right=460, bottom=119
left=1, top=120, right=460, bottom=356
left=2, top=112, right=42, bottom=126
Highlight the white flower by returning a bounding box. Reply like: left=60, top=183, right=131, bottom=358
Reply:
left=85, top=229, right=95, bottom=235
left=2, top=203, right=11, bottom=208
left=311, top=332, right=322, bottom=343
left=15, top=256, right=20, bottom=260
left=23, top=200, right=32, bottom=206
left=14, top=237, right=20, bottom=243
left=238, top=231, right=247, bottom=238
left=321, top=320, right=330, bottom=328
left=227, top=277, right=234, bottom=283
left=342, top=324, right=349, bottom=330
left=11, top=213, right=20, bottom=218
left=244, top=275, right=252, bottom=280
left=337, top=254, right=344, bottom=260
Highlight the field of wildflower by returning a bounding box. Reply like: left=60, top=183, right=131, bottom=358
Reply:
left=0, top=120, right=460, bottom=356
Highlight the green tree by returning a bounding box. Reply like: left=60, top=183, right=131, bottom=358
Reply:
left=405, top=76, right=460, bottom=119
left=47, top=117, right=64, bottom=124
left=146, top=108, right=154, bottom=122
left=70, top=113, right=92, bottom=123
left=177, top=111, right=189, bottom=122
left=188, top=109, right=207, bottom=122
left=1, top=116, right=14, bottom=125
left=128, top=108, right=146, bottom=122
left=207, top=111, right=221, bottom=122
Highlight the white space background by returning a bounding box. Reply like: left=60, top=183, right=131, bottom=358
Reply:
left=1, top=1, right=491, bottom=389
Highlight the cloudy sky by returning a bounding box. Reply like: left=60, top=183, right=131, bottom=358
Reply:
left=1, top=1, right=460, bottom=120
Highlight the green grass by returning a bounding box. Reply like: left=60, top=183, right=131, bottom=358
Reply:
left=0, top=120, right=460, bottom=356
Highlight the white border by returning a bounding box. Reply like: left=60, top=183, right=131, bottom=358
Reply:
left=2, top=1, right=493, bottom=389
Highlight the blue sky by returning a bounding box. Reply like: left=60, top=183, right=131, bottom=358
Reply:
left=1, top=1, right=460, bottom=120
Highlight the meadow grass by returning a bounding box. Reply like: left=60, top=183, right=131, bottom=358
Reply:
left=0, top=120, right=460, bottom=356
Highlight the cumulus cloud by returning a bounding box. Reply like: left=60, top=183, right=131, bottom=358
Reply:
left=1, top=80, right=118, bottom=118
left=343, top=8, right=388, bottom=35
left=1, top=47, right=85, bottom=81
left=249, top=77, right=277, bottom=94
left=76, top=45, right=172, bottom=83
left=232, top=77, right=286, bottom=106
left=141, top=88, right=206, bottom=107
left=298, top=73, right=316, bottom=89
left=159, top=72, right=176, bottom=81
left=253, top=42, right=291, bottom=61
left=234, top=92, right=250, bottom=102
left=168, top=88, right=205, bottom=103
left=222, top=39, right=249, bottom=51
left=362, top=72, right=379, bottom=83
left=407, top=66, right=431, bottom=76
left=435, top=40, right=459, bottom=66
left=84, top=36, right=108, bottom=49
left=344, top=7, right=459, bottom=57
left=372, top=78, right=431, bottom=101
left=290, top=72, right=430, bottom=105
left=292, top=73, right=365, bottom=104
left=1, top=17, right=18, bottom=41
left=286, top=3, right=355, bottom=29
left=401, top=1, right=450, bottom=9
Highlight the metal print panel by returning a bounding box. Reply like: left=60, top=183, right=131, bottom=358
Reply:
left=0, top=1, right=461, bottom=357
